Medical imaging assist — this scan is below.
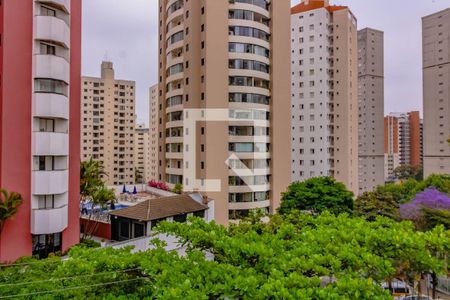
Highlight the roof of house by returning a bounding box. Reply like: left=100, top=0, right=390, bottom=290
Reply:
left=109, top=194, right=208, bottom=221
left=291, top=0, right=347, bottom=15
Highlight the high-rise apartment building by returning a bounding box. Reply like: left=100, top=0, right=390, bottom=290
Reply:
left=158, top=0, right=291, bottom=224
left=0, top=0, right=81, bottom=262
left=384, top=111, right=423, bottom=180
left=357, top=28, right=385, bottom=193
left=81, top=62, right=136, bottom=186
left=134, top=124, right=150, bottom=183
left=149, top=84, right=159, bottom=181
left=291, top=0, right=359, bottom=194
left=422, top=9, right=450, bottom=176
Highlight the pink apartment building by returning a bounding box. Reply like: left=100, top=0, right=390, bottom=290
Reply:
left=0, top=0, right=81, bottom=262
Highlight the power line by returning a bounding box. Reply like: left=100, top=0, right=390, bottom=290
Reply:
left=0, top=259, right=64, bottom=268
left=0, top=267, right=141, bottom=287
left=0, top=277, right=147, bottom=299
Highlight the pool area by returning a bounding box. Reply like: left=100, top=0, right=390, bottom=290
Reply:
left=112, top=204, right=129, bottom=210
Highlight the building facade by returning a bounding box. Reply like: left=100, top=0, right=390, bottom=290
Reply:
left=149, top=84, right=159, bottom=181
left=0, top=0, right=81, bottom=262
left=134, top=124, right=151, bottom=183
left=422, top=9, right=450, bottom=176
left=291, top=0, right=359, bottom=195
left=357, top=28, right=385, bottom=193
left=158, top=0, right=291, bottom=224
left=384, top=111, right=423, bottom=180
left=81, top=62, right=136, bottom=186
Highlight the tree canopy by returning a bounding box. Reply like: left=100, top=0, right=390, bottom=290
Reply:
left=279, top=177, right=354, bottom=215
left=1, top=213, right=448, bottom=299
left=0, top=188, right=23, bottom=235
left=355, top=191, right=399, bottom=221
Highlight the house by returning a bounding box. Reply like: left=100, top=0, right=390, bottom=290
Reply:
left=109, top=193, right=212, bottom=241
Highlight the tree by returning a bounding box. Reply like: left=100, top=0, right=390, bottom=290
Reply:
left=355, top=191, right=399, bottom=221
left=172, top=183, right=183, bottom=194
left=400, top=187, right=450, bottom=230
left=279, top=177, right=354, bottom=215
left=80, top=158, right=106, bottom=201
left=393, top=164, right=423, bottom=181
left=2, top=213, right=448, bottom=299
left=134, top=168, right=144, bottom=184
left=82, top=186, right=116, bottom=240
left=0, top=189, right=23, bottom=235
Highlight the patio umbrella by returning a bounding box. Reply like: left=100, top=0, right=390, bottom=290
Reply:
left=122, top=185, right=127, bottom=193
left=133, top=186, right=137, bottom=194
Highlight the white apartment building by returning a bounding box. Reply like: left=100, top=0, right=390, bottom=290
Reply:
left=357, top=28, right=385, bottom=193
left=81, top=62, right=136, bottom=186
left=422, top=8, right=450, bottom=176
left=291, top=0, right=359, bottom=194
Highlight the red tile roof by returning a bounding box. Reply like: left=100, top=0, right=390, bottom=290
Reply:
left=291, top=0, right=347, bottom=14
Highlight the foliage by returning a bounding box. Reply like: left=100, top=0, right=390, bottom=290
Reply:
left=148, top=180, right=170, bottom=191
left=0, top=189, right=23, bottom=235
left=80, top=158, right=114, bottom=240
left=279, top=177, right=354, bottom=215
left=393, top=164, right=423, bottom=181
left=135, top=168, right=144, bottom=184
left=79, top=239, right=101, bottom=249
left=1, top=213, right=448, bottom=299
left=400, top=188, right=450, bottom=230
left=172, top=183, right=183, bottom=194
left=375, top=174, right=450, bottom=204
left=355, top=191, right=399, bottom=221
left=80, top=158, right=106, bottom=200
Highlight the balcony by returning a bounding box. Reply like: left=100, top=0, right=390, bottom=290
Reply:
left=32, top=170, right=69, bottom=195
left=33, top=132, right=69, bottom=156
left=40, top=0, right=71, bottom=13
left=31, top=205, right=68, bottom=235
left=34, top=54, right=70, bottom=83
left=33, top=93, right=69, bottom=119
left=34, top=16, right=70, bottom=48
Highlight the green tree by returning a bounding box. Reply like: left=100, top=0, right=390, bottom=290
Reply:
left=0, top=213, right=448, bottom=299
left=393, top=164, right=423, bottom=181
left=0, top=189, right=23, bottom=235
left=413, top=174, right=450, bottom=196
left=172, top=183, right=183, bottom=194
left=80, top=158, right=106, bottom=201
left=134, top=168, right=144, bottom=184
left=279, top=177, right=354, bottom=215
left=355, top=191, right=399, bottom=221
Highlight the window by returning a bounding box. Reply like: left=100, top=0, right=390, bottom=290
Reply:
left=38, top=118, right=55, bottom=132
left=38, top=195, right=55, bottom=209
left=40, top=43, right=56, bottom=55
left=35, top=79, right=68, bottom=96
left=41, top=5, right=56, bottom=17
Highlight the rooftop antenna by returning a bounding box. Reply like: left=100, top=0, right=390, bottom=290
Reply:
left=104, top=51, right=109, bottom=62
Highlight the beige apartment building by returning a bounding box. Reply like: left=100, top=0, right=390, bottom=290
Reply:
left=291, top=0, right=359, bottom=195
left=149, top=84, right=159, bottom=181
left=81, top=61, right=136, bottom=186
left=158, top=0, right=291, bottom=224
left=422, top=9, right=450, bottom=177
left=357, top=28, right=385, bottom=193
left=134, top=124, right=151, bottom=183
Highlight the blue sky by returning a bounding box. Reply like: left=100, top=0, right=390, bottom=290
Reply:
left=82, top=0, right=450, bottom=125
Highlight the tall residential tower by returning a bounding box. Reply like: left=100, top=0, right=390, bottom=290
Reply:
left=158, top=0, right=291, bottom=224
left=291, top=0, right=359, bottom=194
left=0, top=0, right=81, bottom=262
left=81, top=62, right=136, bottom=186
left=422, top=9, right=450, bottom=176
left=357, top=28, right=385, bottom=193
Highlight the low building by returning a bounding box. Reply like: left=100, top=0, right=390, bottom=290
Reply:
left=109, top=194, right=212, bottom=241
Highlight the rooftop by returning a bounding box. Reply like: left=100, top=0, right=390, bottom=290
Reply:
left=109, top=193, right=208, bottom=221
left=291, top=0, right=347, bottom=15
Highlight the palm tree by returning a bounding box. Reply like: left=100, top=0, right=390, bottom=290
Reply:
left=80, top=158, right=106, bottom=201
left=82, top=186, right=116, bottom=240
left=0, top=189, right=23, bottom=236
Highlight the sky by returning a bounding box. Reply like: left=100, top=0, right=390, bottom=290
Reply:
left=82, top=0, right=450, bottom=126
